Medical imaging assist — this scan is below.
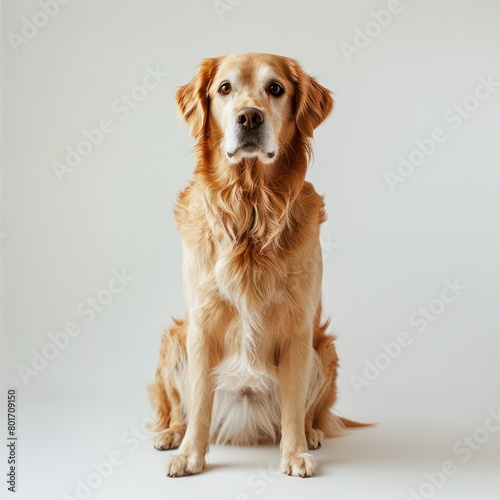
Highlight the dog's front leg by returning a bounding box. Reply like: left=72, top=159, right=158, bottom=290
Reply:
left=166, top=305, right=225, bottom=477
left=278, top=324, right=317, bottom=477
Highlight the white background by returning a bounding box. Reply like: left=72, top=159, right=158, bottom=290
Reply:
left=1, top=1, right=500, bottom=499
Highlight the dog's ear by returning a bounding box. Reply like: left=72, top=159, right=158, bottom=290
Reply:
left=175, top=58, right=218, bottom=138
left=290, top=60, right=333, bottom=138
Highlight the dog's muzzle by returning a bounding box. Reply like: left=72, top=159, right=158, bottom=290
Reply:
left=226, top=108, right=276, bottom=161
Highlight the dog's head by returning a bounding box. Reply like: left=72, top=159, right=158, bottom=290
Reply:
left=176, top=53, right=333, bottom=165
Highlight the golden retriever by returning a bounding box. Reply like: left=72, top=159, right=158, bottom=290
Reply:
left=149, top=53, right=365, bottom=478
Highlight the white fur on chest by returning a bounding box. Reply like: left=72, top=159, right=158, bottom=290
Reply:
left=210, top=348, right=281, bottom=445
left=209, top=310, right=281, bottom=445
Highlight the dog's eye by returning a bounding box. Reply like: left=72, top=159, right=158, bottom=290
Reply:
left=268, top=82, right=284, bottom=97
left=219, top=82, right=232, bottom=95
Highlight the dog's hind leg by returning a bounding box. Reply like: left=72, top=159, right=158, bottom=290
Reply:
left=307, top=312, right=372, bottom=444
left=148, top=318, right=188, bottom=450
left=305, top=314, right=348, bottom=448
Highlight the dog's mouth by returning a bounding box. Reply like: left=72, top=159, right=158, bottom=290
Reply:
left=239, top=142, right=259, bottom=153
left=227, top=143, right=276, bottom=160
left=224, top=125, right=277, bottom=163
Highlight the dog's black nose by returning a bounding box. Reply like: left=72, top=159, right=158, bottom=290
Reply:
left=236, top=108, right=264, bottom=130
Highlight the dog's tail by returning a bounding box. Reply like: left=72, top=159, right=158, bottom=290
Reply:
left=318, top=410, right=374, bottom=438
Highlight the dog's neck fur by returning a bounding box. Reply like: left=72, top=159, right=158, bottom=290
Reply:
left=194, top=138, right=310, bottom=251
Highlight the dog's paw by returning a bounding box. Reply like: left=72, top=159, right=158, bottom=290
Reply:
left=281, top=452, right=317, bottom=477
left=306, top=428, right=324, bottom=450
left=154, top=427, right=185, bottom=450
left=166, top=452, right=206, bottom=477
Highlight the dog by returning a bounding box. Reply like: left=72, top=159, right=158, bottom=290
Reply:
left=149, top=53, right=366, bottom=478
